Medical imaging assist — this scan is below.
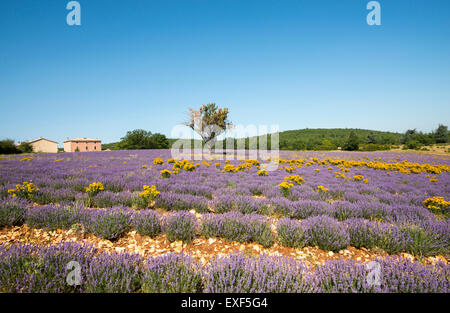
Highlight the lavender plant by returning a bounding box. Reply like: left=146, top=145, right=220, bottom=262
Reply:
left=204, top=253, right=316, bottom=293
left=131, top=210, right=162, bottom=238
left=301, top=215, right=350, bottom=252
left=0, top=196, right=29, bottom=227
left=26, top=205, right=81, bottom=231
left=163, top=211, right=197, bottom=243
left=276, top=218, right=304, bottom=248
left=142, top=253, right=203, bottom=293
left=81, top=207, right=131, bottom=241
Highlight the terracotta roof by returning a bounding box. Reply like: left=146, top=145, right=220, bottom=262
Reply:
left=64, top=137, right=101, bottom=143
left=28, top=137, right=58, bottom=144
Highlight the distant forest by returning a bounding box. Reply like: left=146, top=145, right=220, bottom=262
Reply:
left=99, top=125, right=449, bottom=152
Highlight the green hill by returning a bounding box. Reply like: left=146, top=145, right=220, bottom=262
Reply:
left=211, top=128, right=402, bottom=151
left=274, top=128, right=401, bottom=150
left=102, top=128, right=403, bottom=151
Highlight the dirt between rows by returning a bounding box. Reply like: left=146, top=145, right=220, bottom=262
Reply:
left=0, top=225, right=447, bottom=268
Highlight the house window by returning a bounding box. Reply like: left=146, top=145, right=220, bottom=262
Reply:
left=94, top=146, right=96, bottom=150
left=86, top=146, right=88, bottom=151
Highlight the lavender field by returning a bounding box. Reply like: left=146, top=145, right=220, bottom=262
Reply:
left=0, top=150, right=449, bottom=293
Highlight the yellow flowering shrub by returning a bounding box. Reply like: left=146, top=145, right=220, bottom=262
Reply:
left=317, top=185, right=328, bottom=192
left=139, top=185, right=160, bottom=201
left=160, top=169, right=172, bottom=178
left=85, top=182, right=104, bottom=197
left=429, top=176, right=438, bottom=183
left=222, top=164, right=236, bottom=173
left=257, top=170, right=268, bottom=176
left=279, top=181, right=294, bottom=197
left=353, top=175, right=364, bottom=181
left=246, top=159, right=260, bottom=166
left=284, top=166, right=296, bottom=173
left=278, top=182, right=294, bottom=190
left=20, top=156, right=33, bottom=162
left=171, top=166, right=180, bottom=175
left=153, top=157, right=164, bottom=165
left=284, top=175, right=305, bottom=185
left=236, top=163, right=252, bottom=172
left=423, top=196, right=449, bottom=213
left=334, top=172, right=348, bottom=180
left=183, top=163, right=196, bottom=172
left=7, top=181, right=39, bottom=199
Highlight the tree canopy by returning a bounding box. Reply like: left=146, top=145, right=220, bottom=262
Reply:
left=117, top=129, right=169, bottom=150
left=185, top=103, right=232, bottom=148
left=343, top=131, right=360, bottom=151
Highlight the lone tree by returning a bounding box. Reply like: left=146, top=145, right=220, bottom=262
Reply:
left=185, top=103, right=232, bottom=149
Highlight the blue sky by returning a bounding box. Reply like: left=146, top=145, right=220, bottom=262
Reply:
left=1, top=0, right=449, bottom=145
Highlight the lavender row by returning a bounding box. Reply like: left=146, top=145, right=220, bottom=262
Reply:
left=0, top=242, right=448, bottom=293
left=2, top=197, right=448, bottom=256
left=277, top=216, right=449, bottom=256
left=1, top=184, right=438, bottom=226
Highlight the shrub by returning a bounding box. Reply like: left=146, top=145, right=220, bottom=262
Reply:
left=201, top=212, right=274, bottom=248
left=82, top=208, right=131, bottom=241
left=235, top=196, right=261, bottom=214
left=90, top=191, right=117, bottom=208
left=345, top=218, right=380, bottom=249
left=142, top=253, right=203, bottom=293
left=163, top=211, right=197, bottom=243
left=0, top=242, right=97, bottom=292
left=17, top=142, right=33, bottom=153
left=329, top=201, right=362, bottom=221
left=344, top=219, right=406, bottom=254
left=400, top=222, right=450, bottom=257
left=155, top=192, right=209, bottom=213
left=0, top=197, right=28, bottom=227
left=210, top=195, right=235, bottom=213
left=315, top=257, right=450, bottom=293
left=247, top=216, right=275, bottom=248
left=301, top=216, right=349, bottom=252
left=132, top=210, right=162, bottom=238
left=26, top=205, right=81, bottom=231
left=84, top=251, right=143, bottom=293
left=277, top=218, right=304, bottom=248
left=0, top=139, right=19, bottom=154
left=7, top=182, right=40, bottom=201
left=85, top=182, right=104, bottom=207
left=137, top=185, right=160, bottom=208
left=204, top=253, right=315, bottom=292
left=315, top=259, right=376, bottom=293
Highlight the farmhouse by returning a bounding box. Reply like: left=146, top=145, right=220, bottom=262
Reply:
left=64, top=137, right=101, bottom=152
left=26, top=137, right=58, bottom=153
